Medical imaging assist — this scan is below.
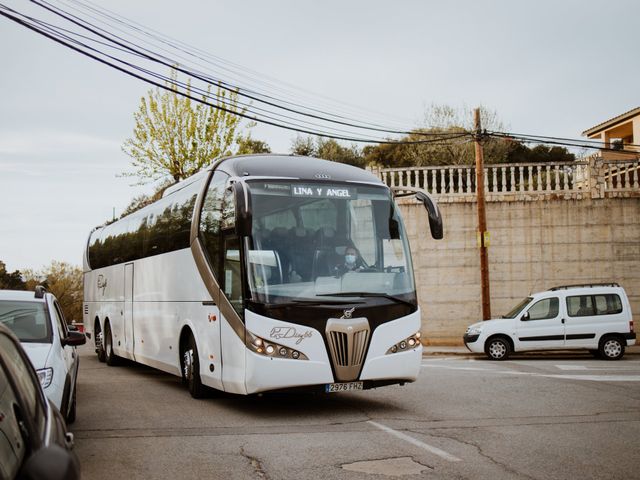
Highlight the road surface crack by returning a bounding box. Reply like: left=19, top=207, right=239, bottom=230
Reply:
left=416, top=430, right=537, bottom=480
left=240, top=446, right=269, bottom=480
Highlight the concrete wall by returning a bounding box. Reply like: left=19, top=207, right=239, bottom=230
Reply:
left=400, top=197, right=640, bottom=345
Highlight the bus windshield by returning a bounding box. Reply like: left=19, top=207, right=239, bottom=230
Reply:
left=244, top=181, right=415, bottom=305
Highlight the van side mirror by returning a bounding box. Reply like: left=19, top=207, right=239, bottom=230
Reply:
left=521, top=311, right=530, bottom=321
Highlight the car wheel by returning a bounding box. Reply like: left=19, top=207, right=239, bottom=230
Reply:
left=182, top=335, right=206, bottom=399
left=485, top=337, right=511, bottom=361
left=104, top=323, right=120, bottom=366
left=95, top=324, right=106, bottom=363
left=66, top=387, right=77, bottom=424
left=598, top=336, right=625, bottom=361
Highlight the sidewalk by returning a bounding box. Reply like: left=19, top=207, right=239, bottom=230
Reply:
left=423, top=344, right=640, bottom=357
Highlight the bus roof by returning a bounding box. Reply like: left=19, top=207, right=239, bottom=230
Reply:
left=215, top=154, right=383, bottom=185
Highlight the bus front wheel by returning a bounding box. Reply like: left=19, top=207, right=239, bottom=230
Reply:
left=182, top=335, right=206, bottom=399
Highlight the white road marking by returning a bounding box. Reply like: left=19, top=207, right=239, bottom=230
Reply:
left=421, top=365, right=500, bottom=372
left=555, top=365, right=588, bottom=371
left=541, top=375, right=640, bottom=382
left=421, top=363, right=640, bottom=381
left=367, top=421, right=461, bottom=462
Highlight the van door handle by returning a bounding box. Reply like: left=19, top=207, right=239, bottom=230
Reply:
left=561, top=318, right=565, bottom=324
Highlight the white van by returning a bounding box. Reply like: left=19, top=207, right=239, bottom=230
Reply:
left=464, top=283, right=636, bottom=360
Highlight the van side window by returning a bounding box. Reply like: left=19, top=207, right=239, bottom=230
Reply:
left=567, top=294, right=622, bottom=317
left=527, top=297, right=559, bottom=320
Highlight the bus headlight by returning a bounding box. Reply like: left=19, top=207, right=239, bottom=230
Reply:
left=36, top=368, right=53, bottom=389
left=246, top=332, right=308, bottom=360
left=386, top=332, right=422, bottom=355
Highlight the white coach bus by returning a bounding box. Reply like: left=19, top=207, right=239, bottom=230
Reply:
left=83, top=155, right=443, bottom=397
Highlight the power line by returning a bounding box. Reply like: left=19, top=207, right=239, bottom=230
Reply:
left=33, top=0, right=447, bottom=139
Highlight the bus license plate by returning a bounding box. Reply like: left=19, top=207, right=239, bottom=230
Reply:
left=325, top=381, right=363, bottom=393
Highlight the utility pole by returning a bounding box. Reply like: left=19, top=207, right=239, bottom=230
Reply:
left=474, top=108, right=491, bottom=320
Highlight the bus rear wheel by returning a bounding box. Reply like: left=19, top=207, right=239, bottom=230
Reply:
left=95, top=322, right=106, bottom=363
left=104, top=323, right=120, bottom=366
left=182, top=335, right=206, bottom=399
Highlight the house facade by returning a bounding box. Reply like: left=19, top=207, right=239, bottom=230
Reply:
left=583, top=107, right=640, bottom=159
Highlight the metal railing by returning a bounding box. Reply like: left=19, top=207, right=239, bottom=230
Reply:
left=371, top=155, right=640, bottom=199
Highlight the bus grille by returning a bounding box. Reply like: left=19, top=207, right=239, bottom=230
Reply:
left=326, top=318, right=370, bottom=382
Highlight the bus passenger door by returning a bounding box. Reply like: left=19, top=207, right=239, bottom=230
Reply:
left=124, top=262, right=134, bottom=358
left=219, top=235, right=247, bottom=394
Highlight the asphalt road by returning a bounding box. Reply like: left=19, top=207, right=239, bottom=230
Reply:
left=70, top=345, right=640, bottom=479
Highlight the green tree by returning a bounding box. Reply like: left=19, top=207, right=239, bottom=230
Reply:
left=362, top=104, right=574, bottom=168
left=0, top=261, right=26, bottom=290
left=290, top=136, right=365, bottom=167
left=24, top=262, right=83, bottom=323
left=122, top=69, right=267, bottom=184
left=237, top=133, right=271, bottom=155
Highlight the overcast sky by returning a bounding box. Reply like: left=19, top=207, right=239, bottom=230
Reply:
left=1, top=0, right=638, bottom=272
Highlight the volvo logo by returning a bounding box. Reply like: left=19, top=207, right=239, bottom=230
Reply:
left=341, top=307, right=355, bottom=319
left=314, top=173, right=331, bottom=179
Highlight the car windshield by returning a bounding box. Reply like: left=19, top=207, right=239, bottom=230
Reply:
left=244, top=181, right=415, bottom=305
left=503, top=297, right=533, bottom=319
left=0, top=301, right=51, bottom=343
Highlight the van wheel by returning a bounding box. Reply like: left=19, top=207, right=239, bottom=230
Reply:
left=598, top=336, right=625, bottom=360
left=104, top=323, right=120, bottom=366
left=485, top=336, right=511, bottom=360
left=182, top=335, right=206, bottom=399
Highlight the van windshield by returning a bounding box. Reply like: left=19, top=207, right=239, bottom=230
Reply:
left=503, top=297, right=532, bottom=319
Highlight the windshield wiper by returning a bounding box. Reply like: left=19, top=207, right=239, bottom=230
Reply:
left=262, top=299, right=364, bottom=308
left=316, top=292, right=415, bottom=308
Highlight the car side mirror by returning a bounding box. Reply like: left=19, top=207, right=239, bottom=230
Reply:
left=63, top=331, right=86, bottom=347
left=20, top=444, right=80, bottom=480
left=521, top=311, right=530, bottom=321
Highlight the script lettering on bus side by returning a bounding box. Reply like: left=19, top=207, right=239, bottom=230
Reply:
left=97, top=275, right=108, bottom=295
left=269, top=327, right=313, bottom=345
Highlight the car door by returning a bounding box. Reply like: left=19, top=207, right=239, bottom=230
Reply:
left=50, top=300, right=76, bottom=412
left=515, top=296, right=564, bottom=350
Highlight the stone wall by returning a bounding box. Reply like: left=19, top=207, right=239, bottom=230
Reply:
left=382, top=157, right=640, bottom=345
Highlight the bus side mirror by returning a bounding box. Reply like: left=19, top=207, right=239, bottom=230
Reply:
left=232, top=182, right=252, bottom=237
left=415, top=192, right=443, bottom=240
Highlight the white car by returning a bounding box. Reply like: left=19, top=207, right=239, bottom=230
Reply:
left=0, top=287, right=85, bottom=423
left=464, top=283, right=636, bottom=360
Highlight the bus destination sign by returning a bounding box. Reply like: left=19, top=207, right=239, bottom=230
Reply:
left=291, top=185, right=355, bottom=199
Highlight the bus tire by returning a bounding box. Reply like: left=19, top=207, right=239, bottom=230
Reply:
left=182, top=335, right=206, bottom=399
left=95, top=320, right=106, bottom=363
left=104, top=322, right=120, bottom=366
